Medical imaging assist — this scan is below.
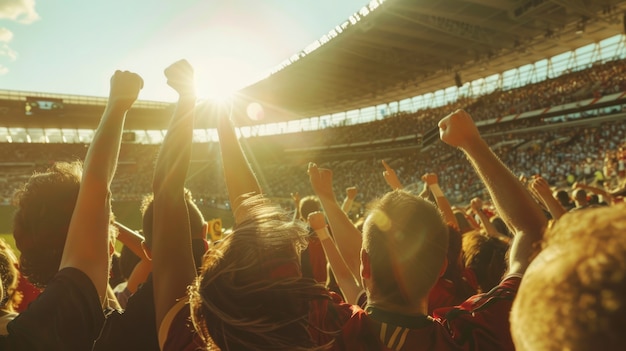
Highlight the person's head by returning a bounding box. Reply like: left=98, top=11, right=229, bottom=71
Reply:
left=361, top=190, right=448, bottom=310
left=12, top=161, right=81, bottom=288
left=454, top=210, right=474, bottom=234
left=299, top=195, right=321, bottom=221
left=554, top=189, right=572, bottom=208
left=573, top=188, right=588, bottom=207
left=462, top=230, right=508, bottom=293
left=190, top=195, right=332, bottom=350
left=511, top=204, right=626, bottom=351
left=141, top=189, right=207, bottom=256
left=0, top=239, right=19, bottom=312
left=490, top=216, right=513, bottom=238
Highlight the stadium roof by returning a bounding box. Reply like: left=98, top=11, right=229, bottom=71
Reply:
left=2, top=0, right=626, bottom=132
left=231, top=0, right=626, bottom=125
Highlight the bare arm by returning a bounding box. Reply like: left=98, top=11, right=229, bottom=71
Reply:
left=531, top=177, right=567, bottom=220
left=308, top=211, right=362, bottom=304
left=60, top=70, right=143, bottom=302
left=308, top=163, right=362, bottom=279
left=291, top=192, right=301, bottom=222
left=573, top=182, right=614, bottom=204
left=115, top=221, right=149, bottom=260
left=470, top=198, right=510, bottom=243
left=341, top=186, right=358, bottom=214
left=438, top=110, right=547, bottom=276
left=152, top=60, right=197, bottom=329
left=217, top=115, right=262, bottom=223
left=114, top=222, right=151, bottom=293
left=422, top=173, right=459, bottom=230
left=382, top=160, right=403, bottom=190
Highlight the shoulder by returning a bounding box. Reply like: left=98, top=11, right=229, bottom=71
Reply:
left=432, top=275, right=521, bottom=351
left=7, top=267, right=105, bottom=350
left=159, top=297, right=203, bottom=351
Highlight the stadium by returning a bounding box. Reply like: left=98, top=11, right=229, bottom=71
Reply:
left=1, top=0, right=625, bottom=230
left=1, top=0, right=626, bottom=349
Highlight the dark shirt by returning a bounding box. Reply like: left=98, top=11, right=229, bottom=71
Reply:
left=93, top=275, right=159, bottom=351
left=0, top=267, right=104, bottom=351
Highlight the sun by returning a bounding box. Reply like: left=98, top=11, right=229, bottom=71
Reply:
left=196, top=56, right=258, bottom=103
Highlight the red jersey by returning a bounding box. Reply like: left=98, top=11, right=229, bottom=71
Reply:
left=160, top=291, right=376, bottom=351
left=363, top=275, right=521, bottom=351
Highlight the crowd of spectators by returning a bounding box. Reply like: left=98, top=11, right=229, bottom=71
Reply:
left=1, top=55, right=625, bottom=351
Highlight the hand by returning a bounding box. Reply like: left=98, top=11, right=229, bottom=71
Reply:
left=307, top=211, right=327, bottom=231
left=291, top=192, right=301, bottom=205
left=382, top=160, right=403, bottom=190
left=108, top=70, right=143, bottom=111
left=438, top=109, right=481, bottom=149
left=421, top=173, right=438, bottom=185
left=530, top=176, right=552, bottom=196
left=308, top=163, right=334, bottom=200
left=164, top=59, right=195, bottom=96
left=470, top=197, right=483, bottom=212
left=345, top=187, right=358, bottom=200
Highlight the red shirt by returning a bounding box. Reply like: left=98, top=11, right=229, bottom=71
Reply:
left=161, top=291, right=375, bottom=351
left=362, top=275, right=521, bottom=351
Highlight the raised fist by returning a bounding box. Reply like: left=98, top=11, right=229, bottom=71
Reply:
left=438, top=109, right=481, bottom=149
left=421, top=173, right=438, bottom=185
left=530, top=176, right=552, bottom=196
left=307, top=211, right=327, bottom=231
left=109, top=70, right=143, bottom=111
left=346, top=186, right=358, bottom=200
left=470, top=197, right=483, bottom=212
left=308, top=163, right=334, bottom=200
left=164, top=59, right=195, bottom=96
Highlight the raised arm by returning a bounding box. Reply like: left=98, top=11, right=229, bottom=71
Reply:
left=470, top=197, right=510, bottom=243
left=114, top=222, right=151, bottom=294
left=382, top=160, right=403, bottom=190
left=438, top=110, right=547, bottom=276
left=573, top=182, right=614, bottom=204
left=217, top=115, right=262, bottom=223
left=60, top=70, right=142, bottom=302
left=530, top=177, right=567, bottom=220
left=308, top=211, right=362, bottom=304
left=308, top=163, right=362, bottom=279
left=422, top=173, right=459, bottom=230
left=341, top=186, right=358, bottom=214
left=291, top=191, right=302, bottom=222
left=152, top=60, right=197, bottom=329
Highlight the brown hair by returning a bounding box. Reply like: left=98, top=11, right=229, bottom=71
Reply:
left=363, top=190, right=448, bottom=306
left=189, top=195, right=335, bottom=350
left=12, top=161, right=82, bottom=288
left=511, top=204, right=626, bottom=351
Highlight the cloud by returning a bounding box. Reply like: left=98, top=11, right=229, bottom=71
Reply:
left=0, top=43, right=17, bottom=61
left=0, top=27, right=13, bottom=42
left=0, top=64, right=8, bottom=75
left=0, top=0, right=39, bottom=24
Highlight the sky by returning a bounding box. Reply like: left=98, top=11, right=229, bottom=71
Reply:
left=0, top=0, right=370, bottom=102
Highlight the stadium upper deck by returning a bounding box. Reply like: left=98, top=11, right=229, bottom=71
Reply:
left=1, top=0, right=626, bottom=142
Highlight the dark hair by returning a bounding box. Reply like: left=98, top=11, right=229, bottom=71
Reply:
left=141, top=189, right=205, bottom=249
left=299, top=196, right=321, bottom=220
left=12, top=161, right=82, bottom=288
